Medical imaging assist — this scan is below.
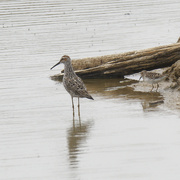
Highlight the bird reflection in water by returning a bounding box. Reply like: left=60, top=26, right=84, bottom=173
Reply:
left=141, top=99, right=164, bottom=111
left=67, top=120, right=93, bottom=168
left=137, top=89, right=164, bottom=111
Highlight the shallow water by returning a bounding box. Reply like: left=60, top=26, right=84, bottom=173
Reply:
left=1, top=1, right=180, bottom=179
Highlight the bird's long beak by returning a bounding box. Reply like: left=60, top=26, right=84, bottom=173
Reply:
left=50, top=61, right=60, bottom=70
left=139, top=76, right=142, bottom=81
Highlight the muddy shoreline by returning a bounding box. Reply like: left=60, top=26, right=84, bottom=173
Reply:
left=128, top=61, right=180, bottom=111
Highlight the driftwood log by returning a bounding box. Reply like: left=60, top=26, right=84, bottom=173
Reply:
left=51, top=42, right=180, bottom=80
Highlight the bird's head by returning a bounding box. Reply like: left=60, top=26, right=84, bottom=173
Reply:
left=50, top=55, right=71, bottom=70
left=139, top=70, right=147, bottom=80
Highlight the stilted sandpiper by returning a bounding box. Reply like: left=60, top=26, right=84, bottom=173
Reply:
left=51, top=55, right=94, bottom=117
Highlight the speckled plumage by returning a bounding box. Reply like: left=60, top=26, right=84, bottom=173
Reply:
left=62, top=57, right=93, bottom=99
left=51, top=55, right=93, bottom=116
left=139, top=70, right=167, bottom=91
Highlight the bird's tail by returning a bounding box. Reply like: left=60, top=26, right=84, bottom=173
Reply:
left=87, top=95, right=94, bottom=100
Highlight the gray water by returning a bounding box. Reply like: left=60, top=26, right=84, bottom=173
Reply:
left=1, top=1, right=180, bottom=180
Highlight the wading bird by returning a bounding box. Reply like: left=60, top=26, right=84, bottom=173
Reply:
left=139, top=70, right=167, bottom=91
left=51, top=55, right=94, bottom=117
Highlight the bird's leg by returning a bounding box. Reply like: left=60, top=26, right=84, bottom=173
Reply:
left=78, top=97, right=81, bottom=127
left=78, top=97, right=80, bottom=117
left=73, top=115, right=75, bottom=130
left=150, top=84, right=154, bottom=91
left=71, top=96, right=75, bottom=117
left=156, top=83, right=159, bottom=91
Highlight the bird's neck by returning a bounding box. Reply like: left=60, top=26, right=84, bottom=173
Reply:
left=64, top=61, right=75, bottom=77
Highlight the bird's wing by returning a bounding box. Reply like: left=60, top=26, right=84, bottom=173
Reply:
left=64, top=75, right=89, bottom=97
left=153, top=73, right=162, bottom=79
left=147, top=72, right=162, bottom=79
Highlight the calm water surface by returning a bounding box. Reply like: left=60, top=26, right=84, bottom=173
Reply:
left=1, top=1, right=180, bottom=179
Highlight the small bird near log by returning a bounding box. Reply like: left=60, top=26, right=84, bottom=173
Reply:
left=139, top=70, right=167, bottom=91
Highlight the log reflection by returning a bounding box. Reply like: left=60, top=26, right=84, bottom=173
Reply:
left=54, top=77, right=165, bottom=110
